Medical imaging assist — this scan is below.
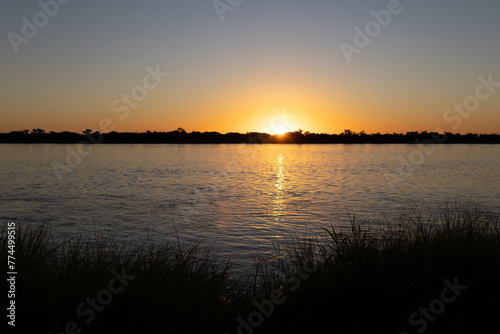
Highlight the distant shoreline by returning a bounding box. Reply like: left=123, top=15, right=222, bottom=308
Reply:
left=1, top=130, right=500, bottom=144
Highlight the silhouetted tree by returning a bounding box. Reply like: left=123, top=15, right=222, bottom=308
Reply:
left=31, top=128, right=45, bottom=135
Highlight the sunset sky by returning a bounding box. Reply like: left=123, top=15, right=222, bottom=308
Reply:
left=1, top=0, right=499, bottom=134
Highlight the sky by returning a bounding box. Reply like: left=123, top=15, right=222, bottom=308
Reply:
left=1, top=0, right=499, bottom=135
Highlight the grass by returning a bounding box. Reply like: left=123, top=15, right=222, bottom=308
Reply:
left=258, top=202, right=500, bottom=333
left=1, top=225, right=240, bottom=333
left=1, top=201, right=500, bottom=333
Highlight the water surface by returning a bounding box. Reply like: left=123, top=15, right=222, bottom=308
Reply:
left=1, top=144, right=499, bottom=271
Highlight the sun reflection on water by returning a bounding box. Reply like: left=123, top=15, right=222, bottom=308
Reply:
left=273, top=153, right=286, bottom=222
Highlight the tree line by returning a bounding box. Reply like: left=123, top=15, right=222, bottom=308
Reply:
left=1, top=128, right=499, bottom=144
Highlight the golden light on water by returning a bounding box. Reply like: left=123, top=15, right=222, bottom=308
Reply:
left=273, top=153, right=286, bottom=222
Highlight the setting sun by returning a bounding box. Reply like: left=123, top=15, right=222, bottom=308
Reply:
left=273, top=125, right=287, bottom=135
left=259, top=107, right=298, bottom=135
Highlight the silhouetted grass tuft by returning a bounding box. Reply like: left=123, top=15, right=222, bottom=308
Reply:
left=257, top=201, right=500, bottom=333
left=1, top=224, right=241, bottom=333
left=1, top=201, right=499, bottom=333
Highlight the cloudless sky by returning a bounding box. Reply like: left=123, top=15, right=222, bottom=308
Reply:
left=1, top=0, right=499, bottom=134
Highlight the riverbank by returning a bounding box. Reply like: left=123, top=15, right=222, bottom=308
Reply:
left=2, top=202, right=499, bottom=333
left=2, top=130, right=500, bottom=144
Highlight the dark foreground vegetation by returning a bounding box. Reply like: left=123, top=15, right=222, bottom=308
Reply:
left=1, top=128, right=500, bottom=144
left=2, top=202, right=500, bottom=333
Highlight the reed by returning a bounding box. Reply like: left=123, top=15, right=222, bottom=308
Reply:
left=1, top=201, right=499, bottom=333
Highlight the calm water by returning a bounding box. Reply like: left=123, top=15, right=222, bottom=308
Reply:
left=1, top=144, right=499, bottom=272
